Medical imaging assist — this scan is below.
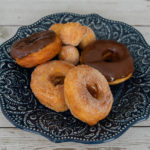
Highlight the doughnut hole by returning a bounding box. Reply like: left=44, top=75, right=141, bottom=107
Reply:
left=49, top=23, right=63, bottom=36
left=102, top=49, right=119, bottom=62
left=59, top=45, right=79, bottom=65
left=79, top=26, right=96, bottom=49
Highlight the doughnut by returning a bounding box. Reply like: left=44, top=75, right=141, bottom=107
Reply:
left=64, top=65, right=113, bottom=126
left=30, top=60, right=74, bottom=112
left=59, top=45, right=79, bottom=65
left=10, top=30, right=62, bottom=68
left=49, top=23, right=63, bottom=36
left=80, top=40, right=134, bottom=85
left=60, top=22, right=87, bottom=46
left=79, top=26, right=96, bottom=49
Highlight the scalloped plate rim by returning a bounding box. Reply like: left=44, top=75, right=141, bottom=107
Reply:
left=0, top=12, right=150, bottom=144
left=0, top=101, right=149, bottom=145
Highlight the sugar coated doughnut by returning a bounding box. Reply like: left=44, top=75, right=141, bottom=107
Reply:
left=30, top=60, right=74, bottom=112
left=64, top=65, right=113, bottom=125
left=49, top=23, right=63, bottom=36
left=59, top=45, right=79, bottom=65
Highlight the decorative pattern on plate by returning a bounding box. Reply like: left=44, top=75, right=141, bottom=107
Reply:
left=0, top=13, right=150, bottom=144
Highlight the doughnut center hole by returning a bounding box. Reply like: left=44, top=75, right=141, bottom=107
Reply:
left=50, top=74, right=65, bottom=86
left=102, top=49, right=118, bottom=62
left=25, top=37, right=39, bottom=44
left=87, top=84, right=98, bottom=99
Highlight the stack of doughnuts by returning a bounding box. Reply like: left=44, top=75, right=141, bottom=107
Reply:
left=10, top=22, right=134, bottom=126
left=50, top=22, right=96, bottom=65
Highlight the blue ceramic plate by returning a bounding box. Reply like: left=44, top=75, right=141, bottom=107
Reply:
left=0, top=13, right=150, bottom=144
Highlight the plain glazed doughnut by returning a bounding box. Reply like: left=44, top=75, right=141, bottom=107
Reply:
left=59, top=45, right=79, bottom=65
left=30, top=60, right=74, bottom=112
left=10, top=30, right=62, bottom=68
left=64, top=65, right=113, bottom=126
left=80, top=40, right=134, bottom=85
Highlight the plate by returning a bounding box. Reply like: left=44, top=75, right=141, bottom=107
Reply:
left=0, top=13, right=150, bottom=144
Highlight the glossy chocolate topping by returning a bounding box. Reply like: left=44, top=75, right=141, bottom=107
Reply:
left=10, top=30, right=56, bottom=58
left=81, top=40, right=134, bottom=82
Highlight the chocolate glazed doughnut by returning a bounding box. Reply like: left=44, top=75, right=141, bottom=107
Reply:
left=80, top=40, right=134, bottom=85
left=10, top=30, right=62, bottom=68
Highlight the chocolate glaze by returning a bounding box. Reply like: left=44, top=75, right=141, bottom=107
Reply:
left=10, top=30, right=56, bottom=58
left=81, top=40, right=134, bottom=82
